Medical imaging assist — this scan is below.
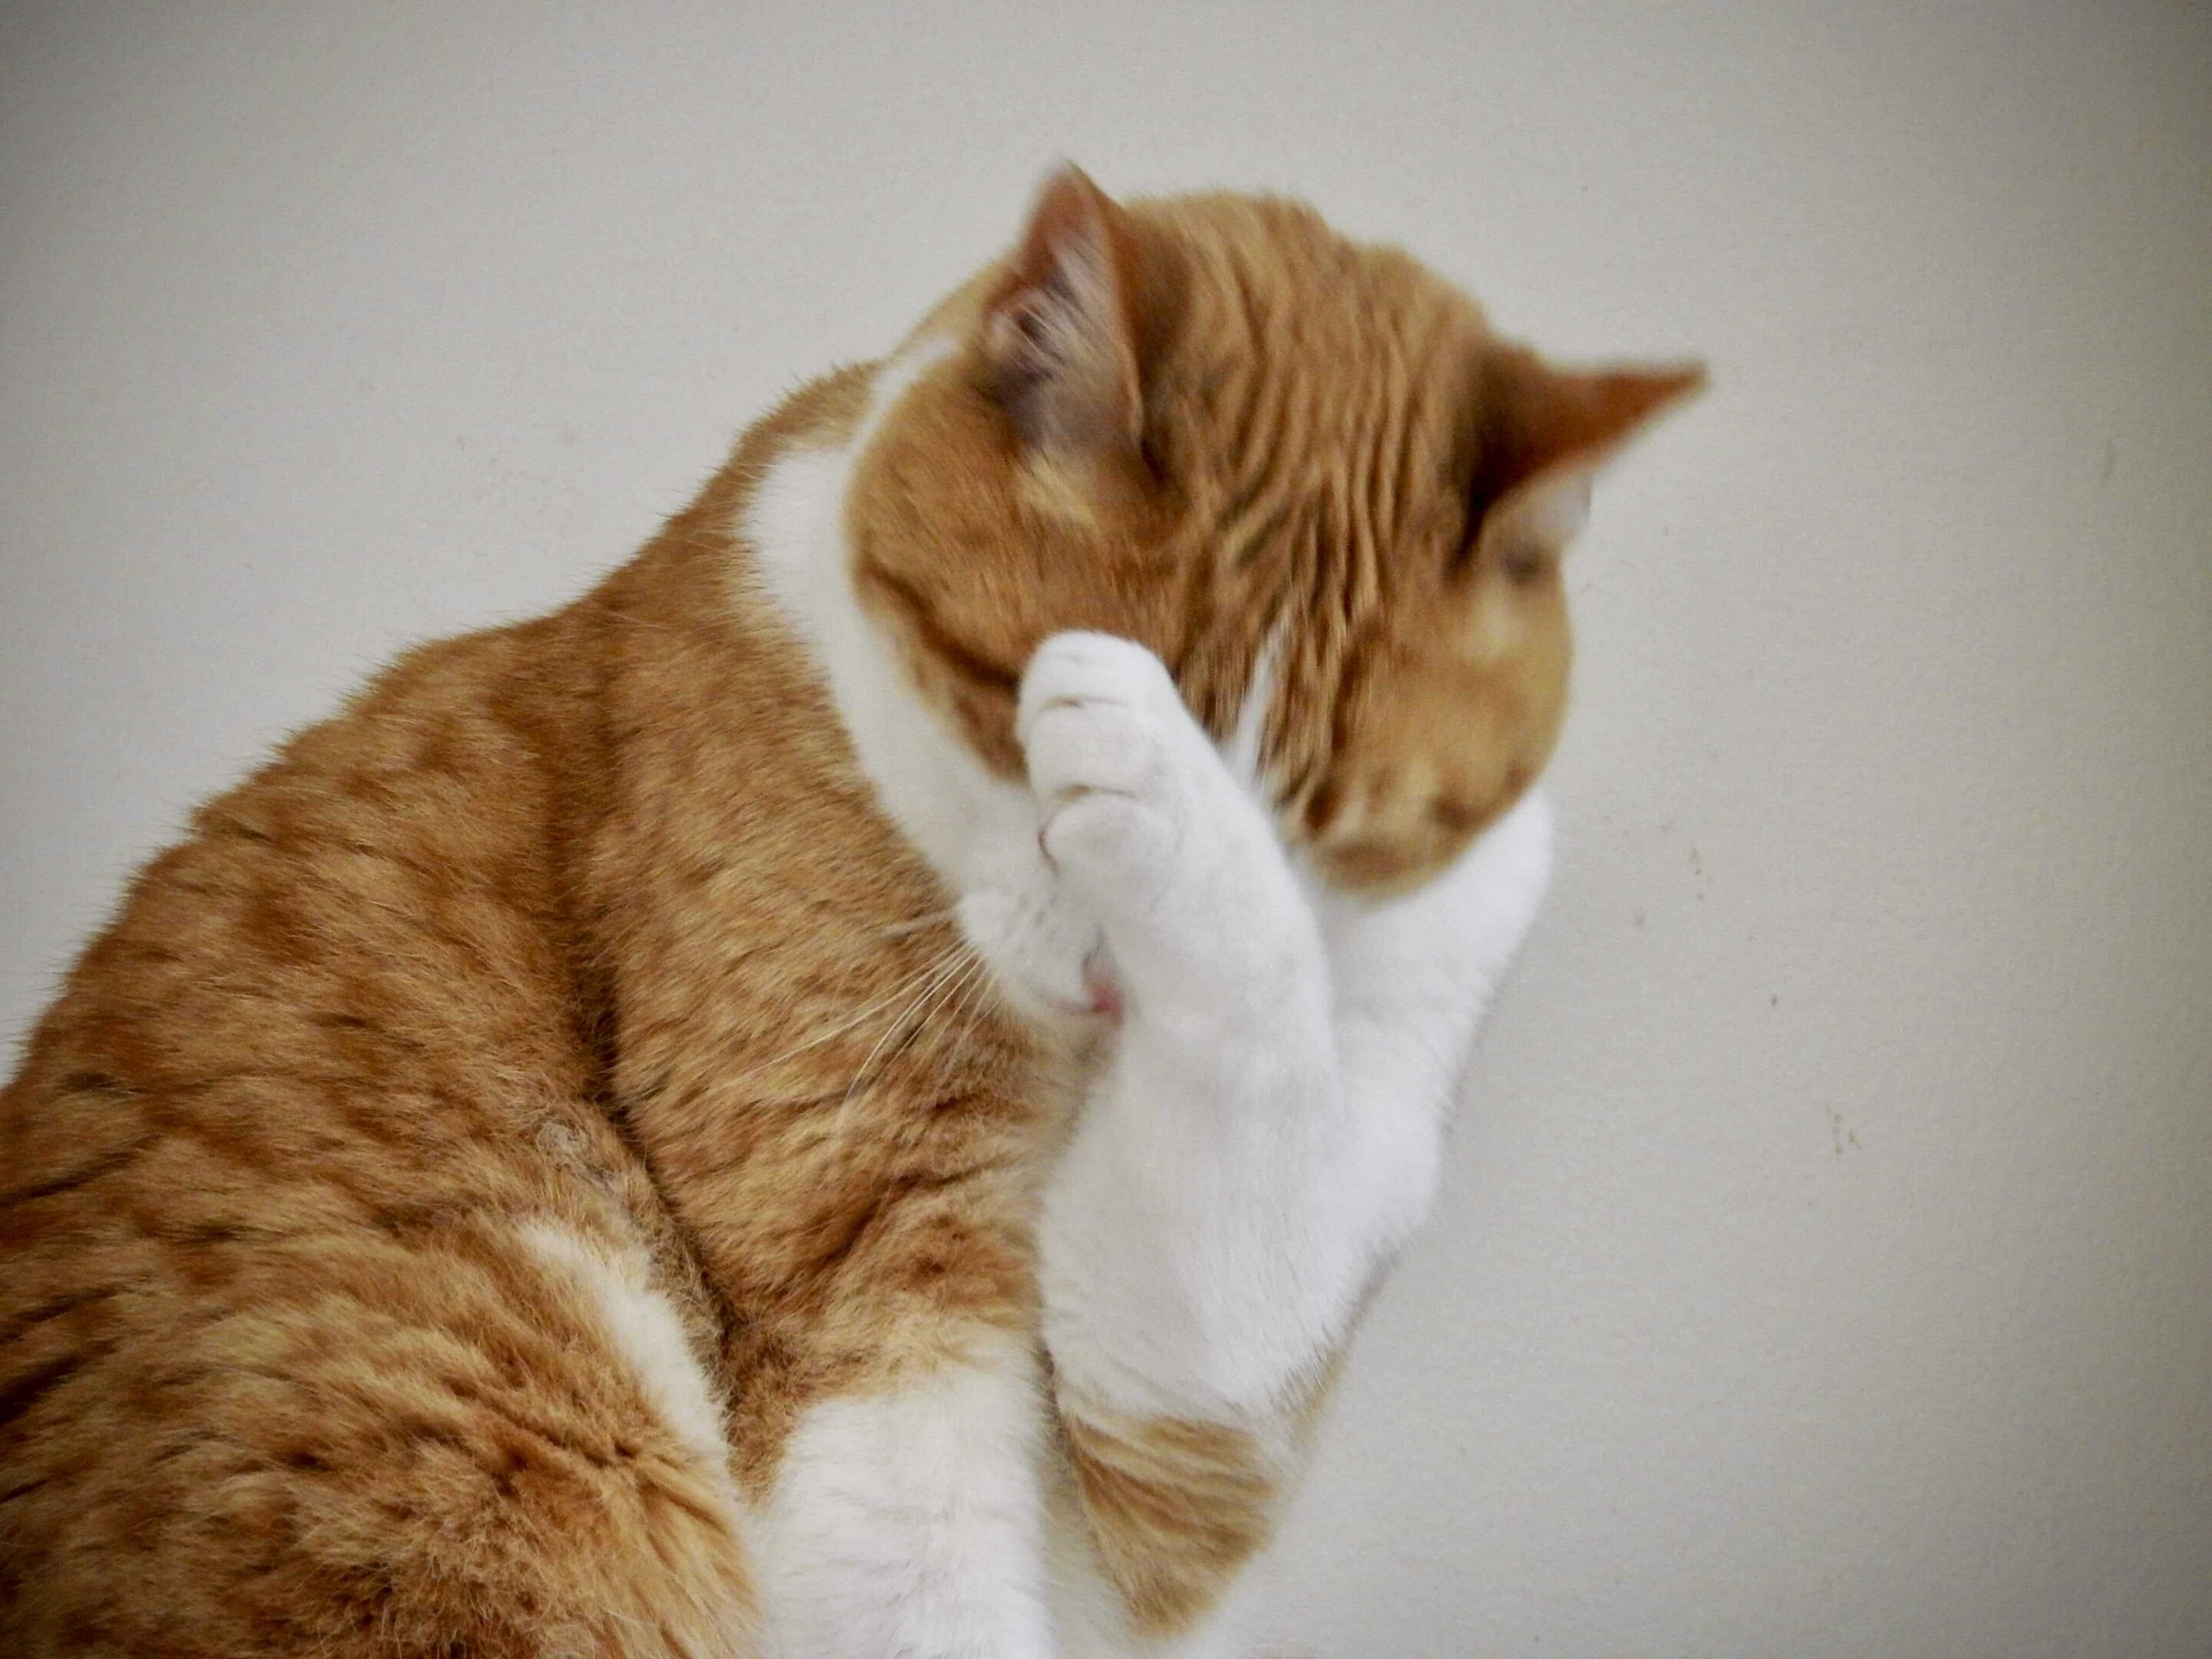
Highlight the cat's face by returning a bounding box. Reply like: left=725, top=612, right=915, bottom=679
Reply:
left=849, top=171, right=1698, bottom=896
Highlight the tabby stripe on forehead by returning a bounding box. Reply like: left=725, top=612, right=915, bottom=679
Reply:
left=1219, top=483, right=1296, bottom=575
left=1366, top=354, right=1414, bottom=548
left=1219, top=257, right=1272, bottom=442
left=1342, top=375, right=1382, bottom=558
left=856, top=562, right=1021, bottom=696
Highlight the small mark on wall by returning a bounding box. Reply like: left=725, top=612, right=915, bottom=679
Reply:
left=1826, top=1106, right=1863, bottom=1156
left=2099, top=439, right=2118, bottom=487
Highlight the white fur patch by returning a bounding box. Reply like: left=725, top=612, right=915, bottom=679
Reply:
left=750, top=1336, right=1053, bottom=1658
left=742, top=337, right=1045, bottom=901
left=517, top=1222, right=736, bottom=1483
left=1221, top=622, right=1285, bottom=804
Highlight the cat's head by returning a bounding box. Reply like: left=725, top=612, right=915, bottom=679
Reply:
left=848, top=167, right=1700, bottom=895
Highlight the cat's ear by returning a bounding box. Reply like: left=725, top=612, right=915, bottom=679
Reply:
left=1475, top=350, right=1705, bottom=545
left=981, top=165, right=1145, bottom=459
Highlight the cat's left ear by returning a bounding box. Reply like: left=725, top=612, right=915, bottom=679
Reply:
left=981, top=165, right=1147, bottom=460
left=1475, top=349, right=1706, bottom=546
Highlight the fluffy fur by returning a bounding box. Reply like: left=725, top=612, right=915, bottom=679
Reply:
left=0, top=167, right=1697, bottom=1654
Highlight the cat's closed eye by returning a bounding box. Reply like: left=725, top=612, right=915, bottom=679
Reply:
left=1426, top=796, right=1486, bottom=836
left=1495, top=538, right=1554, bottom=584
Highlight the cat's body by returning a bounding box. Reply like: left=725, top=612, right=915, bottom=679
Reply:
left=0, top=172, right=1695, bottom=1655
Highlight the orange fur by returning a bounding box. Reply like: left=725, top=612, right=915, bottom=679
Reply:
left=1057, top=1402, right=1280, bottom=1638
left=0, top=168, right=1697, bottom=1652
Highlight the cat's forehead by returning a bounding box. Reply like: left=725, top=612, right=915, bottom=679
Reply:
left=1174, top=202, right=1479, bottom=349
left=1139, top=197, right=1488, bottom=473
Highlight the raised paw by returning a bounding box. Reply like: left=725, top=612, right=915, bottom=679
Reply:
left=1018, top=634, right=1189, bottom=802
left=1015, top=632, right=1316, bottom=1007
left=1018, top=633, right=1212, bottom=916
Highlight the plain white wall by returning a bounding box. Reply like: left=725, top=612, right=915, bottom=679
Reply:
left=4, top=4, right=2207, bottom=1654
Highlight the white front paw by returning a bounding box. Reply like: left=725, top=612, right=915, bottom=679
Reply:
left=1017, top=633, right=1313, bottom=1008
left=1019, top=633, right=1198, bottom=916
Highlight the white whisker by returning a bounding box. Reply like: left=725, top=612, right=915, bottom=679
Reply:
left=837, top=945, right=981, bottom=1112
left=724, top=943, right=968, bottom=1095
left=878, top=908, right=960, bottom=939
left=935, top=955, right=1002, bottom=1074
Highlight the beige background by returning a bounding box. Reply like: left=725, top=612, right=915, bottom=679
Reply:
left=4, top=4, right=2207, bottom=1654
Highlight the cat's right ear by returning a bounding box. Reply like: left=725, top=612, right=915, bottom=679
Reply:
left=1471, top=349, right=1706, bottom=549
left=981, top=166, right=1145, bottom=462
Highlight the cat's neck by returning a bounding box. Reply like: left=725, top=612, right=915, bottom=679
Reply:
left=739, top=343, right=1038, bottom=899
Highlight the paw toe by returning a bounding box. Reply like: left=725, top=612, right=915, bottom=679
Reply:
left=1041, top=793, right=1177, bottom=907
left=1024, top=700, right=1157, bottom=806
left=1016, top=631, right=1177, bottom=746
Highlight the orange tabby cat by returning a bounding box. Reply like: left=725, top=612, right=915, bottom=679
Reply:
left=0, top=169, right=1697, bottom=1656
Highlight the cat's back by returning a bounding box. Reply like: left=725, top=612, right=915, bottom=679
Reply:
left=3, top=601, right=605, bottom=1224
left=0, top=591, right=757, bottom=1654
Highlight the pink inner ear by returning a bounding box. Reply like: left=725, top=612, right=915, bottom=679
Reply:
left=1511, top=469, right=1593, bottom=545
left=1004, top=167, right=1114, bottom=295
left=982, top=167, right=1144, bottom=452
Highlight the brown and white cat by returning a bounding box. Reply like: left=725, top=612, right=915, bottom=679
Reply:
left=0, top=168, right=1697, bottom=1656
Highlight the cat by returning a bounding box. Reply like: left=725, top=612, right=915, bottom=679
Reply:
left=0, top=167, right=1698, bottom=1656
